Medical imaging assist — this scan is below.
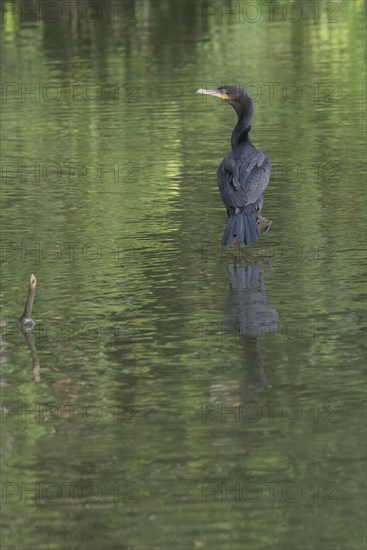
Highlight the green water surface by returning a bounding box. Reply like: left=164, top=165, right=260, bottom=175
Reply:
left=1, top=1, right=366, bottom=549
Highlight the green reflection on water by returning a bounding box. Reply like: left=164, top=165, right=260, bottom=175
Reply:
left=1, top=1, right=366, bottom=549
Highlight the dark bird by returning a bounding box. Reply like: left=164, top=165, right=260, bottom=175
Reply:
left=197, top=85, right=272, bottom=246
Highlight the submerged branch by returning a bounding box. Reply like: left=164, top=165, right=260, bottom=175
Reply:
left=19, top=273, right=37, bottom=331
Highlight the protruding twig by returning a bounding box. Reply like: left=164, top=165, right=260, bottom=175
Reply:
left=17, top=273, right=40, bottom=380
left=19, top=273, right=37, bottom=331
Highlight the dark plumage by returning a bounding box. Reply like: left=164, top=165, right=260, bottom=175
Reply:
left=197, top=85, right=272, bottom=245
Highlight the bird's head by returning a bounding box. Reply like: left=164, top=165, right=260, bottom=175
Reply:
left=196, top=84, right=254, bottom=142
left=196, top=85, right=253, bottom=115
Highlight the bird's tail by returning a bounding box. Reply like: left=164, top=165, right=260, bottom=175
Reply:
left=222, top=211, right=258, bottom=246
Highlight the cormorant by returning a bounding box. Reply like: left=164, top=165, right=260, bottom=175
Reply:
left=197, top=85, right=272, bottom=246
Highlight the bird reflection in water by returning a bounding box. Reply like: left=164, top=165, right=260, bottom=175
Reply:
left=210, top=259, right=278, bottom=406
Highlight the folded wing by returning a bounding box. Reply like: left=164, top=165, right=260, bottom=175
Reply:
left=218, top=149, right=271, bottom=211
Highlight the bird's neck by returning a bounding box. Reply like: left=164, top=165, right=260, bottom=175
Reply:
left=231, top=104, right=254, bottom=149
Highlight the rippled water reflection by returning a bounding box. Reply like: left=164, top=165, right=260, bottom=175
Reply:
left=1, top=1, right=366, bottom=549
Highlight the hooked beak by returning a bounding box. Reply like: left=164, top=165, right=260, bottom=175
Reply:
left=196, top=88, right=229, bottom=100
